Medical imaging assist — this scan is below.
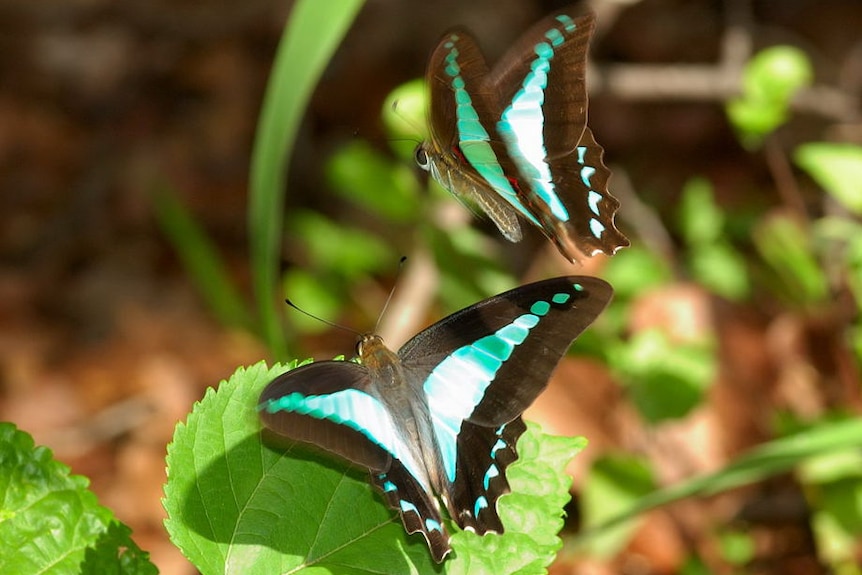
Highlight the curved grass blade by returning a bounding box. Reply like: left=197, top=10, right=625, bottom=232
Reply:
left=248, top=0, right=365, bottom=358
left=576, top=418, right=862, bottom=542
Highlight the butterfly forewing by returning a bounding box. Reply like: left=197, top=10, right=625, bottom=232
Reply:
left=426, top=27, right=491, bottom=154
left=398, top=276, right=611, bottom=546
left=399, top=275, right=612, bottom=426
left=487, top=11, right=594, bottom=159
left=259, top=362, right=398, bottom=472
left=423, top=29, right=541, bottom=241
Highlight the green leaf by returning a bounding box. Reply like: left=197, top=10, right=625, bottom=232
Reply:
left=717, top=530, right=756, bottom=565
left=754, top=213, right=829, bottom=307
left=794, top=142, right=862, bottom=215
left=675, top=178, right=750, bottom=300
left=447, top=428, right=586, bottom=575
left=326, top=140, right=422, bottom=222
left=579, top=453, right=655, bottom=557
left=280, top=268, right=345, bottom=334
left=602, top=247, right=673, bottom=302
left=726, top=46, right=813, bottom=147
left=687, top=242, right=750, bottom=301
left=288, top=210, right=395, bottom=277
left=677, top=178, right=724, bottom=246
left=381, top=78, right=428, bottom=162
left=164, top=362, right=583, bottom=574
left=248, top=0, right=365, bottom=358
left=0, top=423, right=156, bottom=575
left=615, top=329, right=716, bottom=423
left=81, top=521, right=159, bottom=575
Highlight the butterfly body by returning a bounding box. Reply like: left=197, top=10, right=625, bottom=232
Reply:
left=259, top=276, right=612, bottom=561
left=416, top=9, right=629, bottom=262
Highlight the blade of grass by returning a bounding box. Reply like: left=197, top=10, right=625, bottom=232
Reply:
left=248, top=0, right=365, bottom=358
left=152, top=186, right=251, bottom=329
left=576, top=418, right=862, bottom=541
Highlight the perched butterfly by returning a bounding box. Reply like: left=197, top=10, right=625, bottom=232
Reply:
left=258, top=276, right=612, bottom=562
left=415, top=9, right=628, bottom=263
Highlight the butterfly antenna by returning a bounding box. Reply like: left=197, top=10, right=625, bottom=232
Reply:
left=388, top=136, right=423, bottom=147
left=284, top=299, right=362, bottom=337
left=373, top=256, right=408, bottom=334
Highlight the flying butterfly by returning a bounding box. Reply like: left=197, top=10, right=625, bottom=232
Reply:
left=415, top=8, right=628, bottom=262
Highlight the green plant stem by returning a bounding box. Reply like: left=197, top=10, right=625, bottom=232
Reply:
left=248, top=0, right=365, bottom=358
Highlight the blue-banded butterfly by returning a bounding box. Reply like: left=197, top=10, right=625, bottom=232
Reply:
left=258, top=276, right=612, bottom=561
left=415, top=9, right=628, bottom=263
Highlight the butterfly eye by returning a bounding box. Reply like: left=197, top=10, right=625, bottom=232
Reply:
left=414, top=145, right=430, bottom=171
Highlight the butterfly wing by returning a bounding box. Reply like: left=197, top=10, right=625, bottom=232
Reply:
left=398, top=276, right=612, bottom=533
left=371, top=462, right=451, bottom=562
left=451, top=417, right=526, bottom=533
left=259, top=359, right=454, bottom=561
left=259, top=361, right=394, bottom=471
left=422, top=28, right=540, bottom=243
left=486, top=11, right=628, bottom=261
left=487, top=11, right=595, bottom=158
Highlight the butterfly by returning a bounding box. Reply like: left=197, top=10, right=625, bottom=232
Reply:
left=258, top=276, right=612, bottom=562
left=414, top=8, right=628, bottom=263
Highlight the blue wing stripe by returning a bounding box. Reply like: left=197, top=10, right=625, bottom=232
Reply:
left=262, top=389, right=427, bottom=491
left=473, top=495, right=489, bottom=518
left=576, top=144, right=609, bottom=239
left=587, top=190, right=602, bottom=217
left=491, top=438, right=507, bottom=454
left=441, top=39, right=541, bottom=226
left=498, top=19, right=583, bottom=223
left=483, top=464, right=500, bottom=490
left=425, top=310, right=547, bottom=483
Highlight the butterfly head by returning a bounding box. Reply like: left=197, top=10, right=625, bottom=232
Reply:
left=414, top=141, right=455, bottom=196
left=415, top=144, right=431, bottom=172
left=356, top=333, right=386, bottom=357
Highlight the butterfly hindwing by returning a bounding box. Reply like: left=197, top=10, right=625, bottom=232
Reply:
left=547, top=126, right=627, bottom=259
left=451, top=417, right=527, bottom=533
left=372, top=461, right=451, bottom=562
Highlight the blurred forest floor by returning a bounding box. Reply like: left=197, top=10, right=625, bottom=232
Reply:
left=1, top=0, right=860, bottom=573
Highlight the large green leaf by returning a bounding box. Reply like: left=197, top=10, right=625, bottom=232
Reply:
left=164, top=362, right=583, bottom=574
left=0, top=423, right=156, bottom=575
